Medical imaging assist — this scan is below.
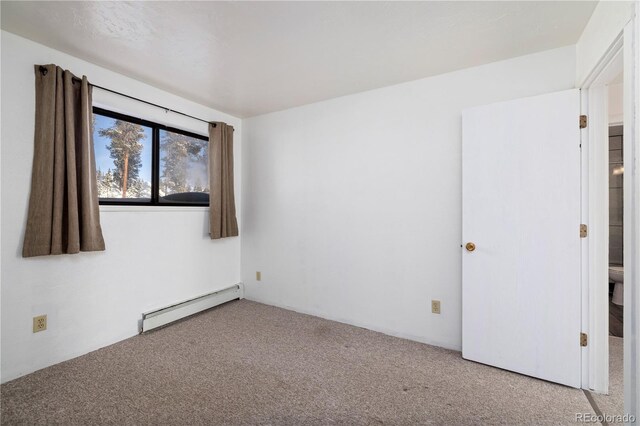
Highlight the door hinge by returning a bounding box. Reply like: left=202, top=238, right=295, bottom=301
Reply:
left=580, top=224, right=588, bottom=238
left=580, top=332, right=588, bottom=347
left=580, top=115, right=588, bottom=129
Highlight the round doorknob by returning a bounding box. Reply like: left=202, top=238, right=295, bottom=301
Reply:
left=465, top=242, right=476, bottom=252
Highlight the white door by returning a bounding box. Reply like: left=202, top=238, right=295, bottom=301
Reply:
left=462, top=89, right=582, bottom=388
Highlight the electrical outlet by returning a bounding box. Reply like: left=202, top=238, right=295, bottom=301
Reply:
left=431, top=300, right=441, bottom=314
left=256, top=271, right=261, bottom=281
left=33, top=315, right=47, bottom=333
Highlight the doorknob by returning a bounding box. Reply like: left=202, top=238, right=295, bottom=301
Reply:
left=465, top=242, right=476, bottom=252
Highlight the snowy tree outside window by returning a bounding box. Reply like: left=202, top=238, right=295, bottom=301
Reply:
left=159, top=129, right=209, bottom=202
left=94, top=113, right=152, bottom=200
left=93, top=109, right=210, bottom=205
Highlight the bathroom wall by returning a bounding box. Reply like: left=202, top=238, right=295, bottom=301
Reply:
left=609, top=125, right=624, bottom=266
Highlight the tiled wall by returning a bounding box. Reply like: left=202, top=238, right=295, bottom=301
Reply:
left=609, top=125, right=623, bottom=266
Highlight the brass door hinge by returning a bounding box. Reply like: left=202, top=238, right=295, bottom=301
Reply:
left=580, top=224, right=588, bottom=238
left=580, top=332, right=588, bottom=347
left=580, top=115, right=588, bottom=129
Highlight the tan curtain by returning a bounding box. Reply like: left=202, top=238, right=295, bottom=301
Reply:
left=209, top=122, right=238, bottom=239
left=22, top=64, right=105, bottom=257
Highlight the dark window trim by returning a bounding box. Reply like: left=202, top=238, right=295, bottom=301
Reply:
left=93, top=107, right=210, bottom=207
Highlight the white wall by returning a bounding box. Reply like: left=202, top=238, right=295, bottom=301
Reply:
left=0, top=31, right=242, bottom=383
left=609, top=81, right=624, bottom=124
left=575, top=1, right=634, bottom=86
left=241, top=46, right=576, bottom=351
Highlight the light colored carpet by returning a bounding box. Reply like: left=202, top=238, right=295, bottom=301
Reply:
left=2, top=300, right=595, bottom=425
left=590, top=336, right=625, bottom=423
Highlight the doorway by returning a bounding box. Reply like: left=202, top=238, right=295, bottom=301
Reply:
left=608, top=77, right=624, bottom=339
left=580, top=19, right=638, bottom=422
left=584, top=69, right=626, bottom=420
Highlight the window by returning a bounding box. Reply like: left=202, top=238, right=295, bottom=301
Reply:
left=94, top=111, right=152, bottom=202
left=93, top=107, right=209, bottom=206
left=159, top=129, right=209, bottom=204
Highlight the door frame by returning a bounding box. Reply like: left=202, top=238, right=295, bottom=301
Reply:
left=579, top=33, right=623, bottom=395
left=579, top=6, right=639, bottom=420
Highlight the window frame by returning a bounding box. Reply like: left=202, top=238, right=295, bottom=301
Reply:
left=93, top=107, right=210, bottom=207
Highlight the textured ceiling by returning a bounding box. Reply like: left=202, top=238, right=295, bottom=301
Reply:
left=1, top=1, right=597, bottom=118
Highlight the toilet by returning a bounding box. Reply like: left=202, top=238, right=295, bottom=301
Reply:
left=609, top=266, right=624, bottom=306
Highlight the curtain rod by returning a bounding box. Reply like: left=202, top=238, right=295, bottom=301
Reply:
left=38, top=66, right=217, bottom=127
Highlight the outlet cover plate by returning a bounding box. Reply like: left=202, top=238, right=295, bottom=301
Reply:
left=431, top=300, right=441, bottom=314
left=33, top=315, right=47, bottom=333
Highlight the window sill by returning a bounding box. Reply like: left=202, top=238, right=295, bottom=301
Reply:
left=100, top=205, right=209, bottom=213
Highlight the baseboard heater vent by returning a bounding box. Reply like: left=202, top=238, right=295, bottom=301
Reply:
left=141, top=284, right=241, bottom=333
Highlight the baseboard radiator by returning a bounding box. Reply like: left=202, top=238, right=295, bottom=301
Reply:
left=141, top=284, right=242, bottom=332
